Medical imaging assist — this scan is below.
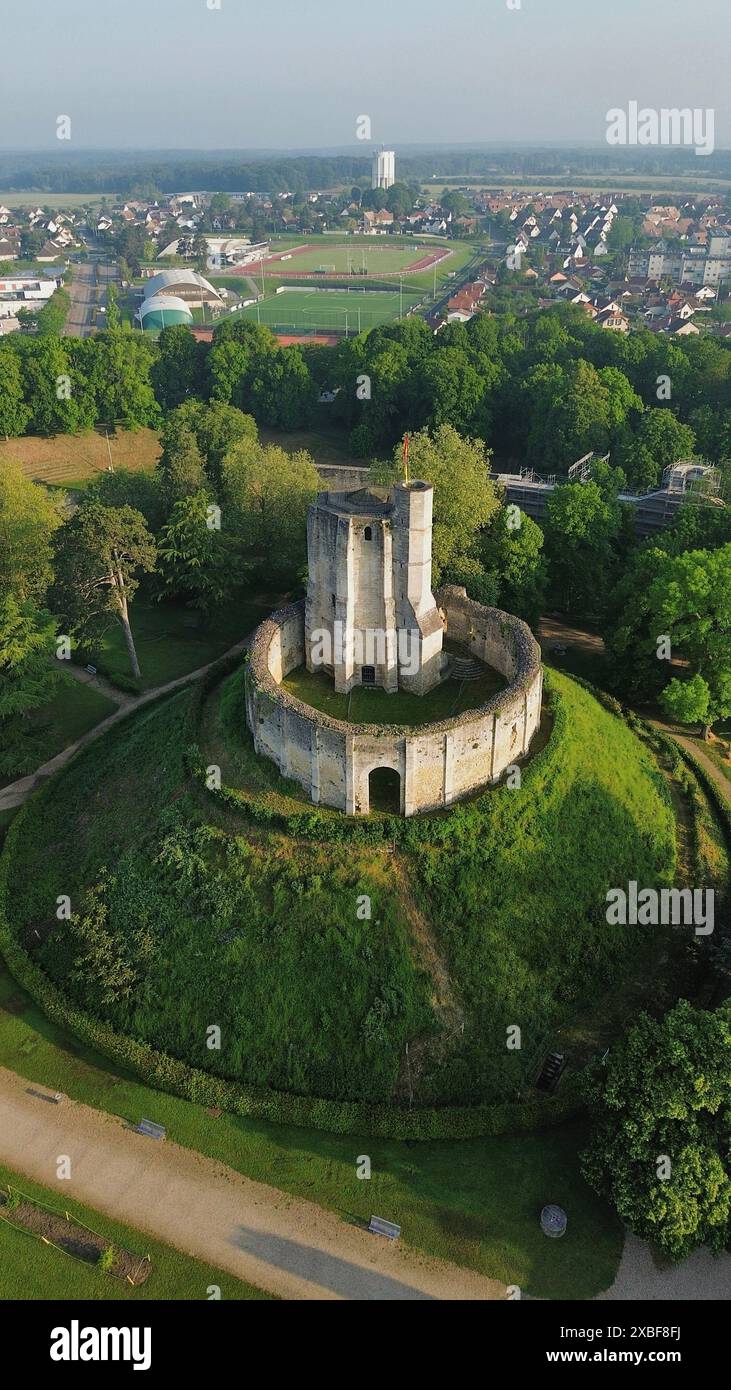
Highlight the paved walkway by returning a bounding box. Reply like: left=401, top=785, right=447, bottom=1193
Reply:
left=0, top=1068, right=504, bottom=1302
left=0, top=639, right=250, bottom=813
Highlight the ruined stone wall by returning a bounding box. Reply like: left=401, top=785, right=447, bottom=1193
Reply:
left=245, top=587, right=543, bottom=817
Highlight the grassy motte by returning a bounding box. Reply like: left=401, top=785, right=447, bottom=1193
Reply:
left=2, top=667, right=676, bottom=1111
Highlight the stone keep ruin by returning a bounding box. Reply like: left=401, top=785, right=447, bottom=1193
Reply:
left=245, top=481, right=543, bottom=816
left=305, top=482, right=447, bottom=696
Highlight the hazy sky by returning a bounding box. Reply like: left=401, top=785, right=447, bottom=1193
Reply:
left=2, top=0, right=729, bottom=150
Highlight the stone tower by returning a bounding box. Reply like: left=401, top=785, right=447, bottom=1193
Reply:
left=305, top=481, right=445, bottom=696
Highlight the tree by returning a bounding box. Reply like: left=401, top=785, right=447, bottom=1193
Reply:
left=441, top=190, right=471, bottom=218
left=156, top=424, right=208, bottom=512
left=188, top=401, right=258, bottom=490
left=161, top=400, right=258, bottom=491
left=83, top=332, right=161, bottom=429
left=191, top=231, right=209, bottom=274
left=374, top=426, right=499, bottom=584
left=85, top=467, right=165, bottom=532
left=0, top=459, right=62, bottom=604
left=156, top=491, right=241, bottom=617
left=605, top=543, right=731, bottom=729
left=620, top=410, right=697, bottom=491
left=105, top=283, right=121, bottom=331
left=413, top=348, right=489, bottom=436
left=17, top=338, right=93, bottom=435
left=221, top=440, right=319, bottom=584
left=51, top=504, right=156, bottom=679
left=151, top=325, right=203, bottom=409
left=544, top=481, right=620, bottom=616
left=654, top=544, right=731, bottom=737
left=582, top=1002, right=731, bottom=1261
left=385, top=182, right=416, bottom=218
left=481, top=505, right=547, bottom=626
left=0, top=594, right=62, bottom=775
left=0, top=349, right=31, bottom=439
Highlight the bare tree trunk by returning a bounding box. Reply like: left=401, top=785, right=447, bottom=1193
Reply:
left=118, top=606, right=141, bottom=680
left=701, top=724, right=712, bottom=742
left=112, top=550, right=141, bottom=680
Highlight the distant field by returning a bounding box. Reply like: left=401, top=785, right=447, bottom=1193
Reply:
left=423, top=175, right=731, bottom=194
left=0, top=428, right=161, bottom=487
left=263, top=242, right=444, bottom=276
left=0, top=191, right=114, bottom=207
left=234, top=286, right=421, bottom=333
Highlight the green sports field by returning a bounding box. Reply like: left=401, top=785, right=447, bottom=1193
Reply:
left=235, top=286, right=422, bottom=333
left=268, top=242, right=445, bottom=275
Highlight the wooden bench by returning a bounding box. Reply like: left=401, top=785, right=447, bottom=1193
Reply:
left=136, top=1119, right=166, bottom=1141
left=368, top=1216, right=401, bottom=1241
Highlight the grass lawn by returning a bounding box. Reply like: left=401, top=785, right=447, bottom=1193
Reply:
left=0, top=1162, right=270, bottom=1301
left=210, top=274, right=259, bottom=298
left=257, top=423, right=371, bottom=469
left=281, top=656, right=505, bottom=726
left=0, top=428, right=161, bottom=490
left=0, top=961, right=622, bottom=1299
left=88, top=590, right=280, bottom=692
left=232, top=287, right=421, bottom=333
left=0, top=681, right=118, bottom=790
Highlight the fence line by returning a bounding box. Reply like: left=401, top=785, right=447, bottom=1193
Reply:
left=0, top=1182, right=151, bottom=1282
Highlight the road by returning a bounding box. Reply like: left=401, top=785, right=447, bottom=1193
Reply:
left=63, top=259, right=118, bottom=338
left=0, top=1068, right=504, bottom=1302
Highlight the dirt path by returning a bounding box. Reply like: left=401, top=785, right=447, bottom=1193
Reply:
left=537, top=615, right=605, bottom=659
left=60, top=661, right=132, bottom=704
left=0, top=1067, right=504, bottom=1302
left=0, top=638, right=251, bottom=813
left=653, top=725, right=731, bottom=805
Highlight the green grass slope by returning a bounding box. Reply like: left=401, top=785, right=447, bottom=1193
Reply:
left=0, top=668, right=676, bottom=1116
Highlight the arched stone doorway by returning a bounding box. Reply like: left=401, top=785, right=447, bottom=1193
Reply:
left=368, top=766, right=402, bottom=815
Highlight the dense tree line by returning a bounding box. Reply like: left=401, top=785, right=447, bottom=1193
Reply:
left=2, top=146, right=731, bottom=194
left=3, top=308, right=729, bottom=490
left=2, top=303, right=730, bottom=736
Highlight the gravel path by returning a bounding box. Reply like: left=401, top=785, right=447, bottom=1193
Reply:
left=596, top=1231, right=731, bottom=1301
left=0, top=1068, right=504, bottom=1302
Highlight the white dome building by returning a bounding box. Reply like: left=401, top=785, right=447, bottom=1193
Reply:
left=138, top=295, right=193, bottom=330
left=143, top=269, right=222, bottom=307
